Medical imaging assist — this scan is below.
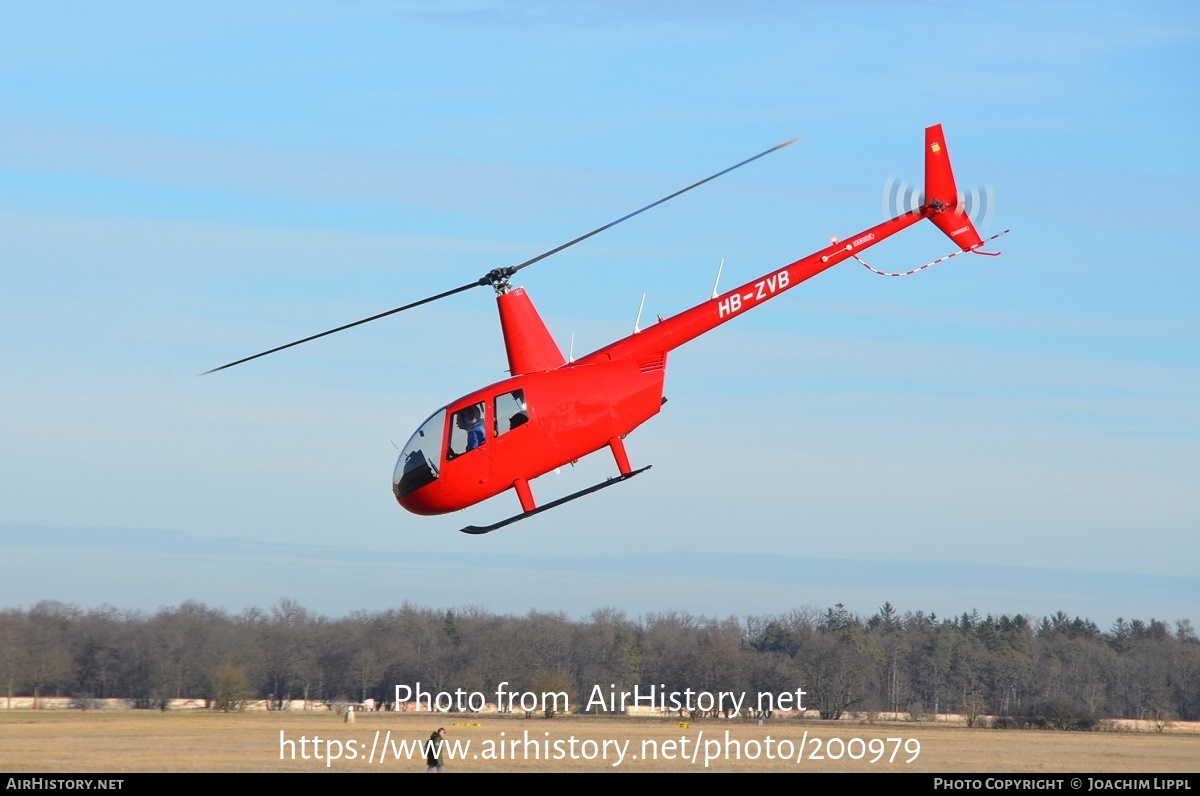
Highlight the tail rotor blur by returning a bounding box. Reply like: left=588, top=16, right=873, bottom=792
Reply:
left=883, top=175, right=996, bottom=229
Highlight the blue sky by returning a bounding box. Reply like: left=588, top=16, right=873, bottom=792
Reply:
left=1, top=1, right=1196, bottom=626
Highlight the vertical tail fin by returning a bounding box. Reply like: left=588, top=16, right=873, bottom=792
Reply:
left=924, top=124, right=985, bottom=251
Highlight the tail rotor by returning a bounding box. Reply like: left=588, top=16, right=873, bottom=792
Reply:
left=883, top=175, right=996, bottom=229
left=860, top=124, right=1008, bottom=277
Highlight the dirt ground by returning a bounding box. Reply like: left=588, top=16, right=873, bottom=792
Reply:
left=2, top=710, right=1198, bottom=773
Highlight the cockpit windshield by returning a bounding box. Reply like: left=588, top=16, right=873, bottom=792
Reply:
left=393, top=408, right=446, bottom=500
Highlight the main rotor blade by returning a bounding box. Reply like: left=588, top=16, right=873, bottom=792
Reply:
left=507, top=136, right=801, bottom=275
left=203, top=136, right=799, bottom=375
left=201, top=280, right=480, bottom=374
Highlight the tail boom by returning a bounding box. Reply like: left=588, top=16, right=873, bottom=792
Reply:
left=577, top=208, right=925, bottom=365
left=576, top=124, right=992, bottom=366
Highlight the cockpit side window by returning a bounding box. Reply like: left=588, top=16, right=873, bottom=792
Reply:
left=447, top=402, right=487, bottom=460
left=494, top=389, right=528, bottom=437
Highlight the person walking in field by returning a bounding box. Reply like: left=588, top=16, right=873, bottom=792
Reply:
left=426, top=727, right=446, bottom=773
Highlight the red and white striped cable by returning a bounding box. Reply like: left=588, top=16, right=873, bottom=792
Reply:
left=854, top=229, right=1010, bottom=277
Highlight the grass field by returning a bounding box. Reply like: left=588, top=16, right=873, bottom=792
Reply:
left=2, top=711, right=1198, bottom=772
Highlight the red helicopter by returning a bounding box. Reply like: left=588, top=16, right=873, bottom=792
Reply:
left=208, top=124, right=1004, bottom=534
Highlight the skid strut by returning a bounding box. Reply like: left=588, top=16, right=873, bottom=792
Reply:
left=459, top=465, right=652, bottom=535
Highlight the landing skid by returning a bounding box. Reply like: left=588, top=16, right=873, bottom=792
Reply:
left=459, top=465, right=652, bottom=535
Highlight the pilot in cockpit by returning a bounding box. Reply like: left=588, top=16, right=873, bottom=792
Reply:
left=457, top=404, right=485, bottom=452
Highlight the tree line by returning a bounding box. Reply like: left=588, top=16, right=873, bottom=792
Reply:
left=2, top=600, right=1195, bottom=725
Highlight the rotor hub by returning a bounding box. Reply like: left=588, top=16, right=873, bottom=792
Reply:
left=481, top=266, right=516, bottom=294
